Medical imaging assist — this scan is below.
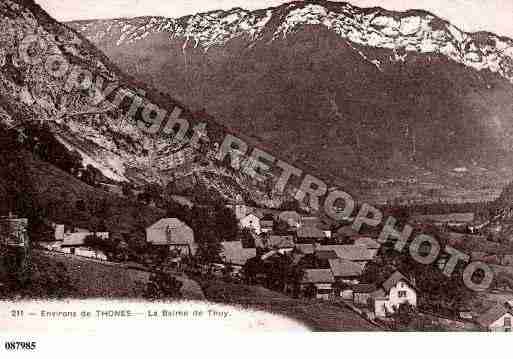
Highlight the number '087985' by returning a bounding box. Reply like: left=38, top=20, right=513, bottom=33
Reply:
left=4, top=342, right=37, bottom=350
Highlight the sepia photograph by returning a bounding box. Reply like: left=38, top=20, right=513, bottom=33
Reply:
left=1, top=0, right=513, bottom=353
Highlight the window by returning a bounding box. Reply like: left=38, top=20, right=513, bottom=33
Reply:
left=505, top=317, right=511, bottom=327
left=398, top=290, right=407, bottom=298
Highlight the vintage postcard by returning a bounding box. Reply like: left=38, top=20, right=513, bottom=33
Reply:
left=1, top=0, right=513, bottom=354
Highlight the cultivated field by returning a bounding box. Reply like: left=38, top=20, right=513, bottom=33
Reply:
left=37, top=251, right=150, bottom=298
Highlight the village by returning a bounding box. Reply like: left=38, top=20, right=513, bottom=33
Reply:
left=2, top=195, right=513, bottom=331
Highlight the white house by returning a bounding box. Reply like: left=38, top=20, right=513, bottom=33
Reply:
left=239, top=213, right=261, bottom=234
left=372, top=271, right=417, bottom=318
left=476, top=304, right=513, bottom=332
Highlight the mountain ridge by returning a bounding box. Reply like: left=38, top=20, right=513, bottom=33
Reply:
left=68, top=0, right=513, bottom=83
left=1, top=0, right=289, bottom=208
left=65, top=0, right=513, bottom=205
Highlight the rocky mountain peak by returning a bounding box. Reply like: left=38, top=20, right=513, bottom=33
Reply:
left=0, top=0, right=278, bottom=206
left=71, top=0, right=513, bottom=82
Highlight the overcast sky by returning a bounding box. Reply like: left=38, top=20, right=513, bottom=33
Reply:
left=36, top=0, right=513, bottom=38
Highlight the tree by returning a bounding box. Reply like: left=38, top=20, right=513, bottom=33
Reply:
left=25, top=123, right=83, bottom=175
left=390, top=302, right=417, bottom=329
left=75, top=199, right=86, bottom=212
left=82, top=165, right=103, bottom=186
left=122, top=183, right=134, bottom=197
left=360, top=262, right=395, bottom=285
left=242, top=256, right=264, bottom=285
left=238, top=228, right=255, bottom=248
left=273, top=219, right=289, bottom=235
left=196, top=231, right=222, bottom=264
left=285, top=264, right=305, bottom=298
left=332, top=280, right=350, bottom=297
left=144, top=272, right=183, bottom=300
left=304, top=283, right=317, bottom=299
left=213, top=204, right=238, bottom=242
left=84, top=234, right=117, bottom=259
left=138, top=183, right=162, bottom=205
left=222, top=263, right=234, bottom=280
left=263, top=253, right=293, bottom=291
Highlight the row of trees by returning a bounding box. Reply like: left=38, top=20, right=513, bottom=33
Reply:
left=21, top=124, right=83, bottom=175
left=242, top=252, right=304, bottom=295
left=171, top=202, right=238, bottom=264
left=14, top=124, right=114, bottom=190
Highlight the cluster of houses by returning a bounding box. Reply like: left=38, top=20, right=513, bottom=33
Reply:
left=24, top=206, right=513, bottom=330
left=42, top=224, right=110, bottom=261
left=140, top=203, right=420, bottom=318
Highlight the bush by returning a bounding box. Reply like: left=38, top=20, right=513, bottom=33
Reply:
left=143, top=272, right=183, bottom=300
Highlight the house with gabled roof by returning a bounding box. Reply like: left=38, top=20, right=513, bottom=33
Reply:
left=329, top=259, right=365, bottom=299
left=329, top=258, right=365, bottom=283
left=318, top=245, right=377, bottom=264
left=353, top=237, right=381, bottom=250
left=146, top=218, right=196, bottom=256
left=300, top=269, right=335, bottom=300
left=352, top=283, right=378, bottom=306
left=219, top=241, right=257, bottom=269
left=476, top=303, right=513, bottom=332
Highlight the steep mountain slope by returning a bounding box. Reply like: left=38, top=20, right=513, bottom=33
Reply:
left=69, top=0, right=513, bottom=197
left=0, top=129, right=166, bottom=237
left=0, top=0, right=276, bottom=207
